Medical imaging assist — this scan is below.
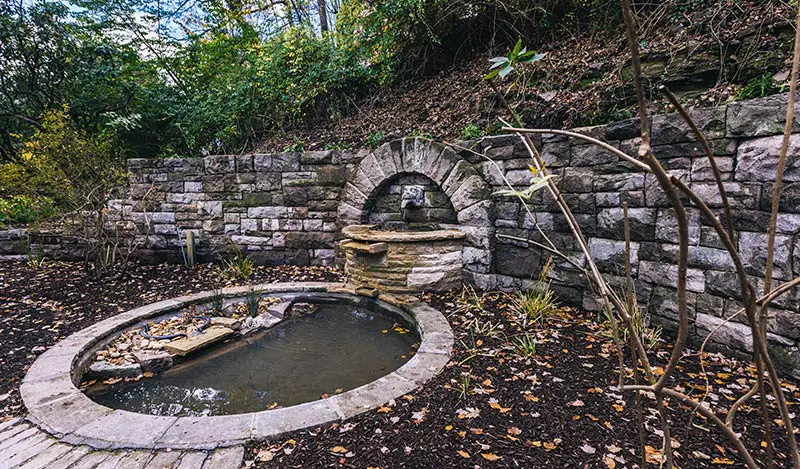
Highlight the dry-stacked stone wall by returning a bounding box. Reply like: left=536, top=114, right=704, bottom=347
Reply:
left=15, top=92, right=800, bottom=376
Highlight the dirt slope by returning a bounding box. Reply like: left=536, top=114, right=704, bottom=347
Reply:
left=259, top=0, right=796, bottom=152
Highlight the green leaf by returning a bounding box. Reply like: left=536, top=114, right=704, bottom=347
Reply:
left=489, top=60, right=507, bottom=70
left=498, top=66, right=513, bottom=79
left=483, top=68, right=501, bottom=80
left=511, top=38, right=523, bottom=58
left=489, top=56, right=508, bottom=63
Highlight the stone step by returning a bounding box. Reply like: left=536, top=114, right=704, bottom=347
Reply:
left=143, top=449, right=182, bottom=468
left=38, top=445, right=93, bottom=469
left=0, top=426, right=39, bottom=454
left=340, top=240, right=388, bottom=254
left=93, top=451, right=125, bottom=469
left=0, top=417, right=21, bottom=433
left=68, top=450, right=114, bottom=469
left=202, top=446, right=244, bottom=469
left=0, top=421, right=30, bottom=442
left=164, top=326, right=235, bottom=356
left=173, top=451, right=209, bottom=469
left=17, top=442, right=73, bottom=469
left=114, top=449, right=155, bottom=468
left=5, top=434, right=55, bottom=467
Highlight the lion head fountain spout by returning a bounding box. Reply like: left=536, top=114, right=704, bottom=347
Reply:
left=400, top=186, right=424, bottom=222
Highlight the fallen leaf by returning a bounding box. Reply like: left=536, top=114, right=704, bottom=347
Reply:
left=712, top=457, right=735, bottom=465
left=481, top=453, right=502, bottom=461
left=457, top=450, right=470, bottom=458
left=377, top=407, right=391, bottom=413
left=580, top=444, right=596, bottom=454
left=645, top=445, right=664, bottom=464
left=331, top=446, right=348, bottom=454
left=604, top=456, right=616, bottom=468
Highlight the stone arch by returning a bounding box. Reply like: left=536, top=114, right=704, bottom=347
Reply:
left=338, top=138, right=493, bottom=227
left=363, top=172, right=459, bottom=224
left=337, top=137, right=495, bottom=280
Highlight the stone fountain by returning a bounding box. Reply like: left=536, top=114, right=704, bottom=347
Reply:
left=340, top=186, right=465, bottom=294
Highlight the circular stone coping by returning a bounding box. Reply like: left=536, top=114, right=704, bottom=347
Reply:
left=342, top=224, right=465, bottom=243
left=21, top=282, right=453, bottom=450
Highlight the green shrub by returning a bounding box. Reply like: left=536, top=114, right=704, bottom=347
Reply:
left=507, top=333, right=537, bottom=359
left=460, top=123, right=484, bottom=139
left=0, top=195, right=56, bottom=226
left=324, top=140, right=354, bottom=150
left=509, top=259, right=560, bottom=325
left=735, top=74, right=785, bottom=100
left=215, top=253, right=256, bottom=281
left=367, top=131, right=384, bottom=149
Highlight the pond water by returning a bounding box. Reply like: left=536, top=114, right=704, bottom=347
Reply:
left=85, top=300, right=418, bottom=416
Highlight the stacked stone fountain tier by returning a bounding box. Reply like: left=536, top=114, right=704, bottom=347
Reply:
left=340, top=224, right=465, bottom=294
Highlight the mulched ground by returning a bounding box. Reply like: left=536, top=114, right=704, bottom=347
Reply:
left=1, top=261, right=799, bottom=468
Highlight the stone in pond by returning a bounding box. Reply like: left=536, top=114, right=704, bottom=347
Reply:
left=89, top=361, right=142, bottom=379
left=290, top=302, right=320, bottom=317
left=267, top=301, right=292, bottom=318
left=132, top=350, right=173, bottom=374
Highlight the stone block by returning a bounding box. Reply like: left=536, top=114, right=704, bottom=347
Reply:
left=571, top=143, right=618, bottom=166
left=253, top=154, right=272, bottom=171
left=540, top=140, right=571, bottom=167
left=655, top=207, right=700, bottom=245
left=205, top=155, right=235, bottom=174
left=651, top=106, right=726, bottom=145
left=735, top=134, right=800, bottom=183
left=495, top=243, right=541, bottom=277
left=316, top=165, right=347, bottom=185
left=198, top=201, right=223, bottom=218
left=696, top=312, right=753, bottom=353
left=272, top=152, right=301, bottom=171
left=588, top=237, right=638, bottom=276
left=88, top=361, right=142, bottom=379
left=605, top=117, right=642, bottom=140
left=284, top=232, right=335, bottom=249
left=132, top=351, right=173, bottom=374
left=690, top=156, right=734, bottom=182
left=638, top=260, right=705, bottom=293
left=726, top=93, right=800, bottom=137
left=230, top=235, right=271, bottom=246
left=247, top=206, right=287, bottom=219
left=596, top=207, right=656, bottom=240
left=284, top=187, right=308, bottom=206
left=594, top=173, right=646, bottom=192
left=689, top=181, right=759, bottom=209
left=184, top=181, right=203, bottom=193
left=738, top=231, right=792, bottom=279
left=559, top=168, right=594, bottom=192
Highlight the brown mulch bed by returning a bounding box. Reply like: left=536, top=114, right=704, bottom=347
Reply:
left=1, top=261, right=798, bottom=467
left=245, top=291, right=800, bottom=468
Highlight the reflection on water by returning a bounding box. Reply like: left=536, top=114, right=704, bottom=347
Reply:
left=86, top=302, right=418, bottom=416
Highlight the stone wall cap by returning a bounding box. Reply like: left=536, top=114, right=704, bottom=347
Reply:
left=342, top=224, right=465, bottom=242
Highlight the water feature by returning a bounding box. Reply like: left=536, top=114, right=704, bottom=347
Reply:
left=84, top=299, right=418, bottom=417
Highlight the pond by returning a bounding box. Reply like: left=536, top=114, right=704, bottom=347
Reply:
left=85, top=300, right=419, bottom=416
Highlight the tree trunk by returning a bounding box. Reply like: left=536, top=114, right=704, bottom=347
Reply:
left=318, top=0, right=328, bottom=32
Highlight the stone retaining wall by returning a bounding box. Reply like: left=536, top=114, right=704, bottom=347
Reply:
left=16, top=92, right=800, bottom=375
left=0, top=228, right=28, bottom=257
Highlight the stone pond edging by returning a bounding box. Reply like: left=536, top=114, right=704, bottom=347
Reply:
left=21, top=282, right=453, bottom=450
